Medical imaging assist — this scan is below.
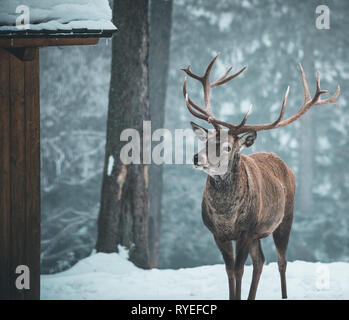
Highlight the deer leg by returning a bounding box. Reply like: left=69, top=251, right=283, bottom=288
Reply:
left=247, top=239, right=265, bottom=300
left=214, top=236, right=235, bottom=300
left=273, top=213, right=293, bottom=299
left=234, top=235, right=251, bottom=300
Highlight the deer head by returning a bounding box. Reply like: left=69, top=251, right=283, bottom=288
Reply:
left=190, top=121, right=257, bottom=176
left=182, top=53, right=340, bottom=177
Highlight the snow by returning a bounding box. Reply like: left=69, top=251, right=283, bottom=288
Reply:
left=107, top=155, right=114, bottom=176
left=0, top=0, right=116, bottom=31
left=218, top=13, right=233, bottom=32
left=41, top=249, right=349, bottom=300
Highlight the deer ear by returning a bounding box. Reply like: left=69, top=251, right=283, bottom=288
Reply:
left=240, top=131, right=257, bottom=148
left=190, top=121, right=208, bottom=141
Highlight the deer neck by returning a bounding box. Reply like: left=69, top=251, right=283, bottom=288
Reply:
left=206, top=152, right=247, bottom=202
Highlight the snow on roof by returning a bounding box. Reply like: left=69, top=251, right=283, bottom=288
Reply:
left=0, top=0, right=117, bottom=35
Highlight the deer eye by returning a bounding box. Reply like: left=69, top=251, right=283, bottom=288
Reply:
left=222, top=143, right=232, bottom=153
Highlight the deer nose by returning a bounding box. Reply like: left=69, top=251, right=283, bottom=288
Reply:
left=193, top=153, right=199, bottom=165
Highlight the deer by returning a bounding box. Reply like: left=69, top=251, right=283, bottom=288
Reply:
left=181, top=53, right=340, bottom=300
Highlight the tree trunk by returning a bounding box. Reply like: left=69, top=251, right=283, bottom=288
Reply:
left=298, top=35, right=315, bottom=216
left=148, top=0, right=173, bottom=268
left=96, top=0, right=151, bottom=269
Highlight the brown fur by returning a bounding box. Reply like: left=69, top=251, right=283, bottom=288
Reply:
left=201, top=151, right=295, bottom=300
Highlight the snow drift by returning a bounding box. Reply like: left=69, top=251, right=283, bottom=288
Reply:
left=41, top=248, right=349, bottom=300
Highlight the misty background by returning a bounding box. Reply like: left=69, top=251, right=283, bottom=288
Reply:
left=40, top=0, right=349, bottom=274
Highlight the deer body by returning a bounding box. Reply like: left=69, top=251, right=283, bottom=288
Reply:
left=202, top=153, right=294, bottom=241
left=200, top=151, right=295, bottom=300
left=181, top=53, right=339, bottom=300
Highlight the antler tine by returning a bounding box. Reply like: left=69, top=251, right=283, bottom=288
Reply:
left=211, top=65, right=248, bottom=88
left=299, top=63, right=311, bottom=103
left=311, top=71, right=329, bottom=104
left=271, top=86, right=290, bottom=126
left=316, top=72, right=322, bottom=92
left=183, top=77, right=211, bottom=116
left=211, top=66, right=232, bottom=87
left=202, top=53, right=221, bottom=113
left=204, top=52, right=221, bottom=78
left=180, top=65, right=202, bottom=82
left=237, top=104, right=253, bottom=128
left=315, top=84, right=340, bottom=106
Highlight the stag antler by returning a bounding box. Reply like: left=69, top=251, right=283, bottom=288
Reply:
left=227, top=64, right=340, bottom=135
left=182, top=54, right=340, bottom=135
left=181, top=52, right=247, bottom=131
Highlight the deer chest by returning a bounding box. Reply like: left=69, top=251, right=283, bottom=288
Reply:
left=201, top=197, right=252, bottom=240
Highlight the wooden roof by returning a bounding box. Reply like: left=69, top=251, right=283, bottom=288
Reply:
left=0, top=28, right=116, bottom=39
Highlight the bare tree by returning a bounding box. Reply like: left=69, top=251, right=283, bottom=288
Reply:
left=96, top=0, right=151, bottom=268
left=148, top=0, right=173, bottom=267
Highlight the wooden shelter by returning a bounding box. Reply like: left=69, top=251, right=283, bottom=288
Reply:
left=0, top=1, right=117, bottom=300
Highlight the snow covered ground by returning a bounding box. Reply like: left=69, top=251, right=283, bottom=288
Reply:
left=41, top=248, right=349, bottom=300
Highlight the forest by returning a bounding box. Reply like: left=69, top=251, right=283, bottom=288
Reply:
left=39, top=0, right=349, bottom=274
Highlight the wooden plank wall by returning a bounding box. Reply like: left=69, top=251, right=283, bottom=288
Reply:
left=0, top=48, right=40, bottom=300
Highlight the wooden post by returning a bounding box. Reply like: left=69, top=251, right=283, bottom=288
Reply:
left=0, top=48, right=40, bottom=300
left=0, top=35, right=109, bottom=300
